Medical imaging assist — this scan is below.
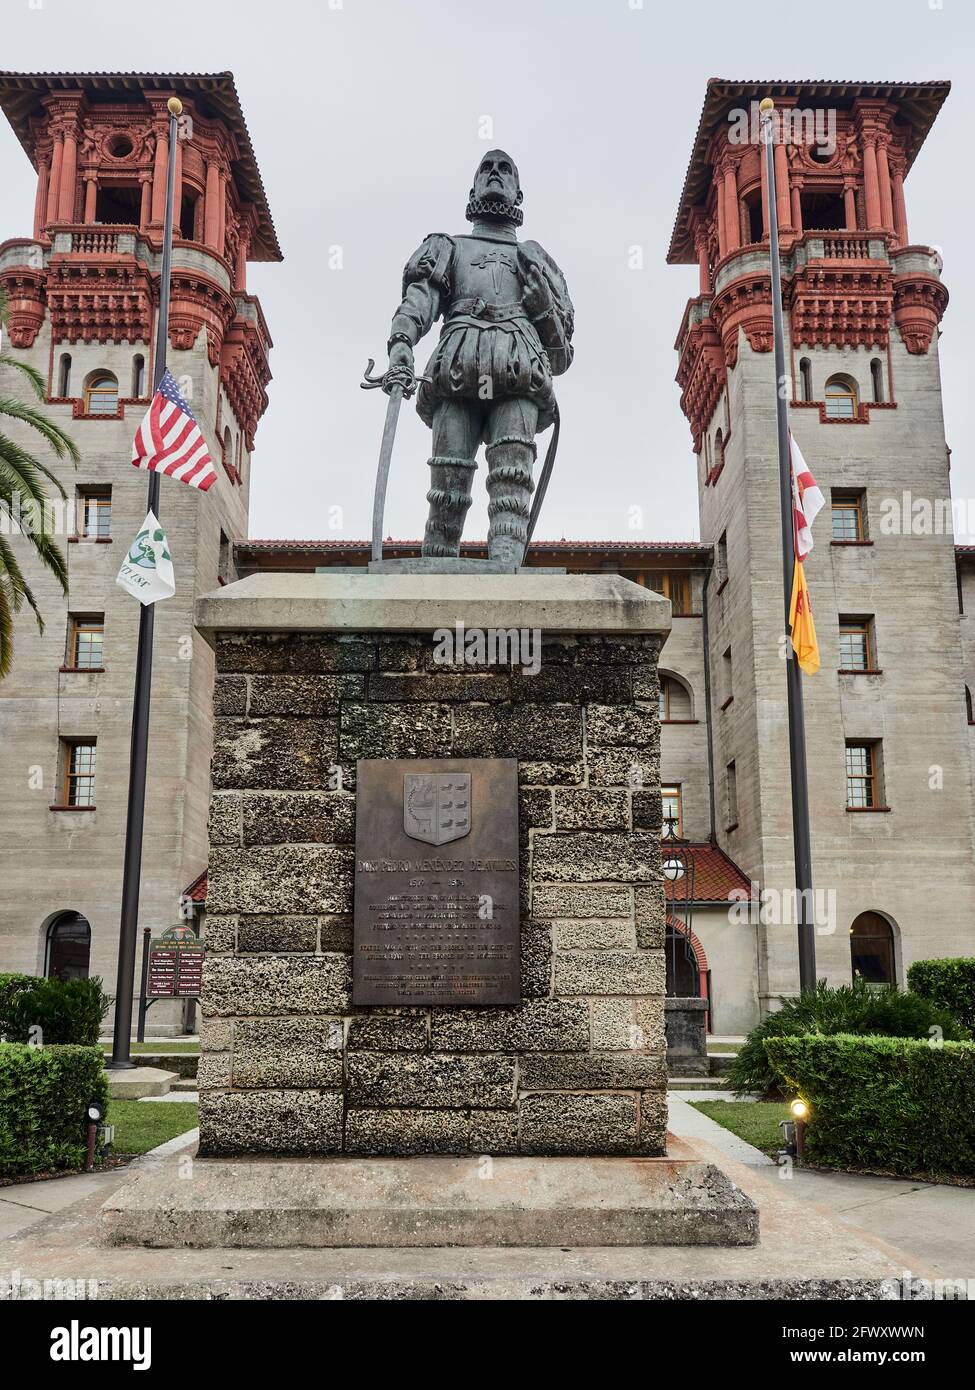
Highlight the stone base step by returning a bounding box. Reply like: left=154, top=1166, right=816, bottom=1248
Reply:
left=669, top=1076, right=733, bottom=1091
left=104, top=1067, right=178, bottom=1100
left=101, top=1146, right=758, bottom=1250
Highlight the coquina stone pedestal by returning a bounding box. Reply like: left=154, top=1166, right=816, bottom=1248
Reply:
left=194, top=573, right=673, bottom=1158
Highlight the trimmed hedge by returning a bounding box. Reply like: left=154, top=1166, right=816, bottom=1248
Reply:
left=0, top=1043, right=108, bottom=1178
left=765, top=1033, right=975, bottom=1178
left=729, top=979, right=968, bottom=1096
left=0, top=975, right=108, bottom=1046
left=908, top=958, right=975, bottom=1034
left=0, top=974, right=33, bottom=1036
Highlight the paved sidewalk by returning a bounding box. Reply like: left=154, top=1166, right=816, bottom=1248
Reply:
left=0, top=1128, right=199, bottom=1241
left=669, top=1094, right=975, bottom=1279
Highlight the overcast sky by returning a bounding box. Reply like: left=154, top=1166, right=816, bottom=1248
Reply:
left=2, top=0, right=974, bottom=543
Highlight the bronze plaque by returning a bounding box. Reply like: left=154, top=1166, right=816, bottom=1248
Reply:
left=353, top=758, right=520, bottom=1007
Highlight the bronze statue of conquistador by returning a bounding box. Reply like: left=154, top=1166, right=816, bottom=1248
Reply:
left=384, top=149, right=574, bottom=565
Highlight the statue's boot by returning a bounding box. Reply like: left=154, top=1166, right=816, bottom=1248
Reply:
left=486, top=436, right=536, bottom=566
left=422, top=456, right=476, bottom=557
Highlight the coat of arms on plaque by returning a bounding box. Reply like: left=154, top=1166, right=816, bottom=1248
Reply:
left=403, top=773, right=471, bottom=846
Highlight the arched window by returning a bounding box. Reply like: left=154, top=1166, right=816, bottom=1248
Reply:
left=870, top=357, right=884, bottom=404
left=131, top=354, right=146, bottom=398
left=659, top=673, right=693, bottom=721
left=713, top=428, right=724, bottom=472
left=824, top=374, right=858, bottom=420
left=45, top=911, right=91, bottom=981
left=850, top=911, right=896, bottom=986
left=83, top=371, right=119, bottom=416
left=799, top=357, right=812, bottom=402
left=222, top=427, right=233, bottom=476
left=57, top=352, right=72, bottom=398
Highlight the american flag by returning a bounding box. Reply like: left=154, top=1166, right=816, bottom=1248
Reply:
left=131, top=370, right=217, bottom=492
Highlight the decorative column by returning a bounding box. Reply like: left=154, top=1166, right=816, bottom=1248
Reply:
left=723, top=162, right=740, bottom=253
left=57, top=120, right=78, bottom=222
left=759, top=146, right=770, bottom=239
left=83, top=174, right=97, bottom=224
left=33, top=157, right=50, bottom=239
left=216, top=169, right=228, bottom=258
left=715, top=169, right=727, bottom=260
left=862, top=137, right=882, bottom=230
left=843, top=180, right=857, bottom=231
left=694, top=229, right=709, bottom=295
left=139, top=171, right=152, bottom=230
left=235, top=226, right=250, bottom=293
left=150, top=123, right=169, bottom=224
left=790, top=179, right=803, bottom=235
left=891, top=160, right=909, bottom=244
left=876, top=138, right=894, bottom=233
left=773, top=139, right=791, bottom=232
left=172, top=133, right=184, bottom=234
left=204, top=158, right=222, bottom=249
left=46, top=128, right=63, bottom=225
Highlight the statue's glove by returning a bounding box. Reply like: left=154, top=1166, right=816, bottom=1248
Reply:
left=520, top=259, right=555, bottom=320
left=385, top=337, right=416, bottom=395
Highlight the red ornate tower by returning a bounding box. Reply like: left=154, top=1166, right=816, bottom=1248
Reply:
left=668, top=80, right=975, bottom=1020
left=0, top=73, right=281, bottom=1021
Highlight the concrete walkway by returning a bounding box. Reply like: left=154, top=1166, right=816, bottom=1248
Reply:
left=0, top=1128, right=199, bottom=1241
left=669, top=1093, right=975, bottom=1278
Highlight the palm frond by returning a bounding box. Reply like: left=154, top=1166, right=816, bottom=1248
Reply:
left=0, top=397, right=81, bottom=464
left=0, top=434, right=69, bottom=503
left=0, top=580, right=15, bottom=680
left=0, top=352, right=47, bottom=401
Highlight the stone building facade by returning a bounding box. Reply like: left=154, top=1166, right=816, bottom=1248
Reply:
left=0, top=73, right=279, bottom=1024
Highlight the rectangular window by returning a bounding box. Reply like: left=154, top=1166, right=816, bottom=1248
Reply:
left=646, top=572, right=691, bottom=616
left=716, top=531, right=728, bottom=587
left=60, top=740, right=97, bottom=807
left=77, top=486, right=112, bottom=539
left=846, top=741, right=881, bottom=808
left=661, top=784, right=682, bottom=837
left=67, top=614, right=104, bottom=670
left=725, top=760, right=738, bottom=827
left=831, top=489, right=866, bottom=541
left=838, top=617, right=874, bottom=671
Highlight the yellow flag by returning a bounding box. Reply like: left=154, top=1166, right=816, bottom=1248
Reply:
left=789, top=558, right=819, bottom=675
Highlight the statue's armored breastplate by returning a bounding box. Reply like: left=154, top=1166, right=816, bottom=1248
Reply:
left=449, top=235, right=523, bottom=315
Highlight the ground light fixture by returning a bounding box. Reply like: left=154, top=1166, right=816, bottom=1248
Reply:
left=85, top=1099, right=106, bottom=1172
left=776, top=1099, right=811, bottom=1164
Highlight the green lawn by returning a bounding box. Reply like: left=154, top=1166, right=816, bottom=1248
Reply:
left=107, top=1101, right=198, bottom=1155
left=100, top=1041, right=200, bottom=1055
left=706, top=1042, right=742, bottom=1054
left=690, top=1100, right=790, bottom=1155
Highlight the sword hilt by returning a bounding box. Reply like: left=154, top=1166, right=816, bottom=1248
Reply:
left=360, top=357, right=425, bottom=400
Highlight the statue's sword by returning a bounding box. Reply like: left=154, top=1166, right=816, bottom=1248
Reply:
left=361, top=358, right=424, bottom=564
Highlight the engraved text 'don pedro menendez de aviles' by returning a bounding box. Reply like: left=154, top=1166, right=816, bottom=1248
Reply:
left=353, top=759, right=520, bottom=1007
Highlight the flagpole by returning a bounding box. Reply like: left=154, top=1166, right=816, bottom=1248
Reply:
left=107, top=96, right=182, bottom=1069
left=759, top=97, right=817, bottom=994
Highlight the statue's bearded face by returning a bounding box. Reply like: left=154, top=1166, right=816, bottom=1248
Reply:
left=472, top=150, right=521, bottom=209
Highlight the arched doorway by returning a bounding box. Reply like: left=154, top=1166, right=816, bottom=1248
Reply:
left=45, top=912, right=91, bottom=981
left=666, top=915, right=712, bottom=1028
left=850, top=911, right=896, bottom=985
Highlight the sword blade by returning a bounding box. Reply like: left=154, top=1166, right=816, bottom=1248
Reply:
left=371, top=385, right=404, bottom=563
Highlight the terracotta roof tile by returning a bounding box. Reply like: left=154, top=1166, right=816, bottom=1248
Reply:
left=664, top=843, right=753, bottom=904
